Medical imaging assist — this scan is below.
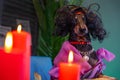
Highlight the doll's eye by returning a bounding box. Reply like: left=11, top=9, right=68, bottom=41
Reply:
left=75, top=16, right=77, bottom=19
left=82, top=16, right=86, bottom=22
left=82, top=16, right=85, bottom=20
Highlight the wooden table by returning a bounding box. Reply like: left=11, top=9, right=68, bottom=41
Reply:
left=84, top=75, right=116, bottom=80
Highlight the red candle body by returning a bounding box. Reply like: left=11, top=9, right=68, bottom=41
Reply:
left=59, top=62, right=81, bottom=80
left=12, top=30, right=31, bottom=80
left=12, top=31, right=31, bottom=51
left=0, top=48, right=25, bottom=80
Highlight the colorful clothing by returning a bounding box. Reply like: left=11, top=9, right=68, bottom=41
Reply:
left=49, top=41, right=115, bottom=79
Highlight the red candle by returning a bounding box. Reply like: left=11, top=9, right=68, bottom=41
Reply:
left=0, top=25, right=31, bottom=80
left=12, top=25, right=31, bottom=52
left=0, top=32, right=25, bottom=80
left=12, top=24, right=31, bottom=80
left=59, top=51, right=81, bottom=80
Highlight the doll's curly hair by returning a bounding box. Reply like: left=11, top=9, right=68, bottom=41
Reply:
left=53, top=4, right=107, bottom=42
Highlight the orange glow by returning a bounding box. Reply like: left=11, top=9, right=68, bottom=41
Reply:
left=17, top=24, right=22, bottom=33
left=68, top=50, right=74, bottom=63
left=4, top=32, right=13, bottom=53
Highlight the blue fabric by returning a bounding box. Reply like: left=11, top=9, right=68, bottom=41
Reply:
left=30, top=56, right=52, bottom=80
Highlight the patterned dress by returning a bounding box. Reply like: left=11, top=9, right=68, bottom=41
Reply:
left=49, top=41, right=115, bottom=79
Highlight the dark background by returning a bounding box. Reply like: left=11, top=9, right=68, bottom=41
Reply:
left=0, top=0, right=39, bottom=55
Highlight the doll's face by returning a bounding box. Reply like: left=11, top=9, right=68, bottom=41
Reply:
left=73, top=13, right=88, bottom=37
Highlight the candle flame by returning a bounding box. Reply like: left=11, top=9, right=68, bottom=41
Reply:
left=4, top=32, right=13, bottom=53
left=17, top=24, right=22, bottom=33
left=68, top=50, right=74, bottom=63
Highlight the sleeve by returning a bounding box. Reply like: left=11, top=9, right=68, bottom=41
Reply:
left=96, top=48, right=115, bottom=61
left=53, top=41, right=70, bottom=66
left=49, top=41, right=70, bottom=78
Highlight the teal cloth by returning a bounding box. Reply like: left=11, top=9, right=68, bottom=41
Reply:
left=30, top=56, right=52, bottom=80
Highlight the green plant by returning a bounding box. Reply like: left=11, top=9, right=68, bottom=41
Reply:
left=33, top=0, right=84, bottom=60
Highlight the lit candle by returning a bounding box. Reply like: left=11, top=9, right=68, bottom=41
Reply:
left=12, top=24, right=31, bottom=51
left=4, top=32, right=13, bottom=53
left=0, top=24, right=31, bottom=80
left=0, top=32, right=25, bottom=80
left=12, top=24, right=31, bottom=80
left=59, top=50, right=81, bottom=80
